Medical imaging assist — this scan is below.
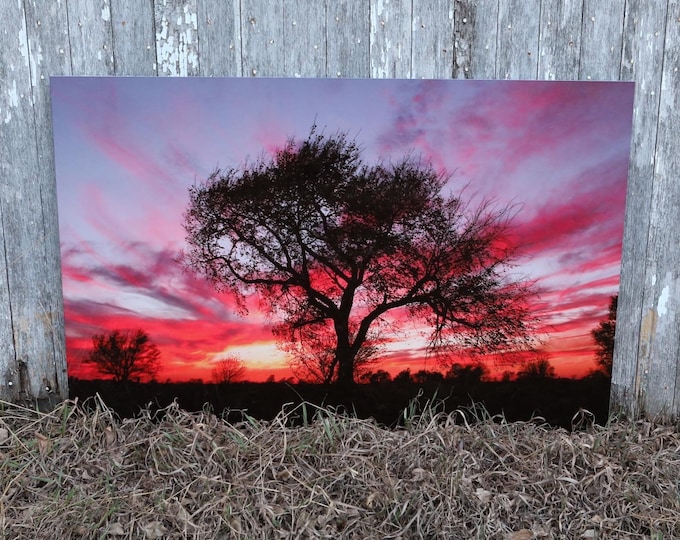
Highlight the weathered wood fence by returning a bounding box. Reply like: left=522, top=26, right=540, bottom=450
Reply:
left=0, top=1, right=678, bottom=419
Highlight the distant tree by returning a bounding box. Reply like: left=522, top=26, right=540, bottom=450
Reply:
left=444, top=363, right=488, bottom=385
left=515, top=357, right=556, bottom=381
left=394, top=369, right=413, bottom=384
left=184, top=128, right=539, bottom=385
left=591, top=294, right=617, bottom=377
left=413, top=369, right=445, bottom=385
left=87, top=329, right=160, bottom=383
left=212, top=355, right=246, bottom=384
left=358, top=369, right=392, bottom=384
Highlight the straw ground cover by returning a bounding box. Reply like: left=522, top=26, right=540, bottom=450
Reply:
left=1, top=396, right=679, bottom=539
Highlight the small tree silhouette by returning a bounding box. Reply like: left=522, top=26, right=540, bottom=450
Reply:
left=87, top=329, right=160, bottom=382
left=515, top=357, right=556, bottom=381
left=591, top=294, right=617, bottom=377
left=444, top=363, right=488, bottom=385
left=212, top=355, right=246, bottom=384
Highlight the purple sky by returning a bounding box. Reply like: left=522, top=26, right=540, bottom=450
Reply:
left=51, top=77, right=634, bottom=382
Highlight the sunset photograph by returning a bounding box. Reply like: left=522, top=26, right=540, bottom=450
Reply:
left=51, top=77, right=634, bottom=389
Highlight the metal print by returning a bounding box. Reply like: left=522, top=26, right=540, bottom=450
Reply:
left=51, top=78, right=634, bottom=426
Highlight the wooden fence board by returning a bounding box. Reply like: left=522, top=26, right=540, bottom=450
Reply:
left=630, top=0, right=678, bottom=418
left=496, top=0, right=540, bottom=79
left=241, top=0, right=285, bottom=77
left=27, top=4, right=71, bottom=407
left=1, top=0, right=679, bottom=418
left=0, top=1, right=67, bottom=405
left=412, top=0, right=454, bottom=79
left=579, top=0, right=625, bottom=80
left=154, top=0, right=199, bottom=76
left=111, top=0, right=157, bottom=76
left=538, top=0, right=583, bottom=80
left=370, top=0, right=412, bottom=78
left=66, top=0, right=115, bottom=75
left=327, top=1, right=370, bottom=78
left=453, top=0, right=498, bottom=79
left=610, top=0, right=670, bottom=418
left=283, top=0, right=326, bottom=78
left=196, top=0, right=242, bottom=77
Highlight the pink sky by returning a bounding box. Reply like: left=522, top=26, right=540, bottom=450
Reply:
left=51, top=78, right=634, bottom=382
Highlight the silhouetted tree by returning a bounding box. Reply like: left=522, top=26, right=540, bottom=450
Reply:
left=444, top=362, right=489, bottom=385
left=212, top=355, right=246, bottom=384
left=591, top=294, right=617, bottom=377
left=358, top=369, right=392, bottom=384
left=184, top=128, right=538, bottom=385
left=274, top=321, right=378, bottom=383
left=516, top=357, right=556, bottom=380
left=394, top=369, right=413, bottom=384
left=87, top=329, right=160, bottom=382
left=413, top=369, right=445, bottom=385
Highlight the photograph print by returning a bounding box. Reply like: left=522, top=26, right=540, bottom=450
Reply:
left=51, top=77, right=634, bottom=424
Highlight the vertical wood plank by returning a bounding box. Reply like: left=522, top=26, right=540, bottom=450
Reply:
left=22, top=0, right=71, bottom=404
left=283, top=0, right=326, bottom=77
left=154, top=0, right=199, bottom=76
left=610, top=0, right=670, bottom=418
left=0, top=0, right=27, bottom=400
left=579, top=0, right=625, bottom=80
left=370, top=0, right=412, bottom=78
left=196, top=0, right=242, bottom=76
left=453, top=0, right=499, bottom=79
left=0, top=0, right=69, bottom=404
left=496, top=0, right=540, bottom=79
left=327, top=1, right=370, bottom=78
left=660, top=0, right=680, bottom=414
left=66, top=0, right=115, bottom=75
left=241, top=0, right=285, bottom=77
left=628, top=0, right=677, bottom=418
left=538, top=0, right=583, bottom=80
left=412, top=0, right=454, bottom=78
left=111, top=0, right=157, bottom=76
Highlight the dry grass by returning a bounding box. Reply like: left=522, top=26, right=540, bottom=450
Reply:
left=1, top=396, right=679, bottom=539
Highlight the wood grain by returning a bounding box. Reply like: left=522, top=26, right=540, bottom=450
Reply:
left=538, top=0, right=583, bottom=80
left=111, top=0, right=157, bottom=76
left=283, top=0, right=326, bottom=77
left=196, top=0, right=242, bottom=76
left=496, top=0, right=541, bottom=80
left=580, top=0, right=625, bottom=81
left=0, top=0, right=678, bottom=418
left=610, top=0, right=670, bottom=418
left=241, top=0, right=285, bottom=77
left=412, top=0, right=454, bottom=79
left=327, top=1, right=370, bottom=78
left=453, top=0, right=498, bottom=79
left=0, top=1, right=68, bottom=404
left=154, top=0, right=199, bottom=76
left=370, top=0, right=412, bottom=78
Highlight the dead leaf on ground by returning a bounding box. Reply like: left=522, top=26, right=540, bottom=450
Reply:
left=510, top=529, right=535, bottom=540
left=141, top=521, right=167, bottom=539
left=34, top=432, right=50, bottom=455
left=107, top=522, right=125, bottom=536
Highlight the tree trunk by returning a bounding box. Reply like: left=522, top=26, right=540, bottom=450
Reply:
left=336, top=349, right=355, bottom=385
left=334, top=319, right=355, bottom=386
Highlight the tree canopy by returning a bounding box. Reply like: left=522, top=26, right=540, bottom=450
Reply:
left=87, top=329, right=160, bottom=382
left=183, top=128, right=538, bottom=385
